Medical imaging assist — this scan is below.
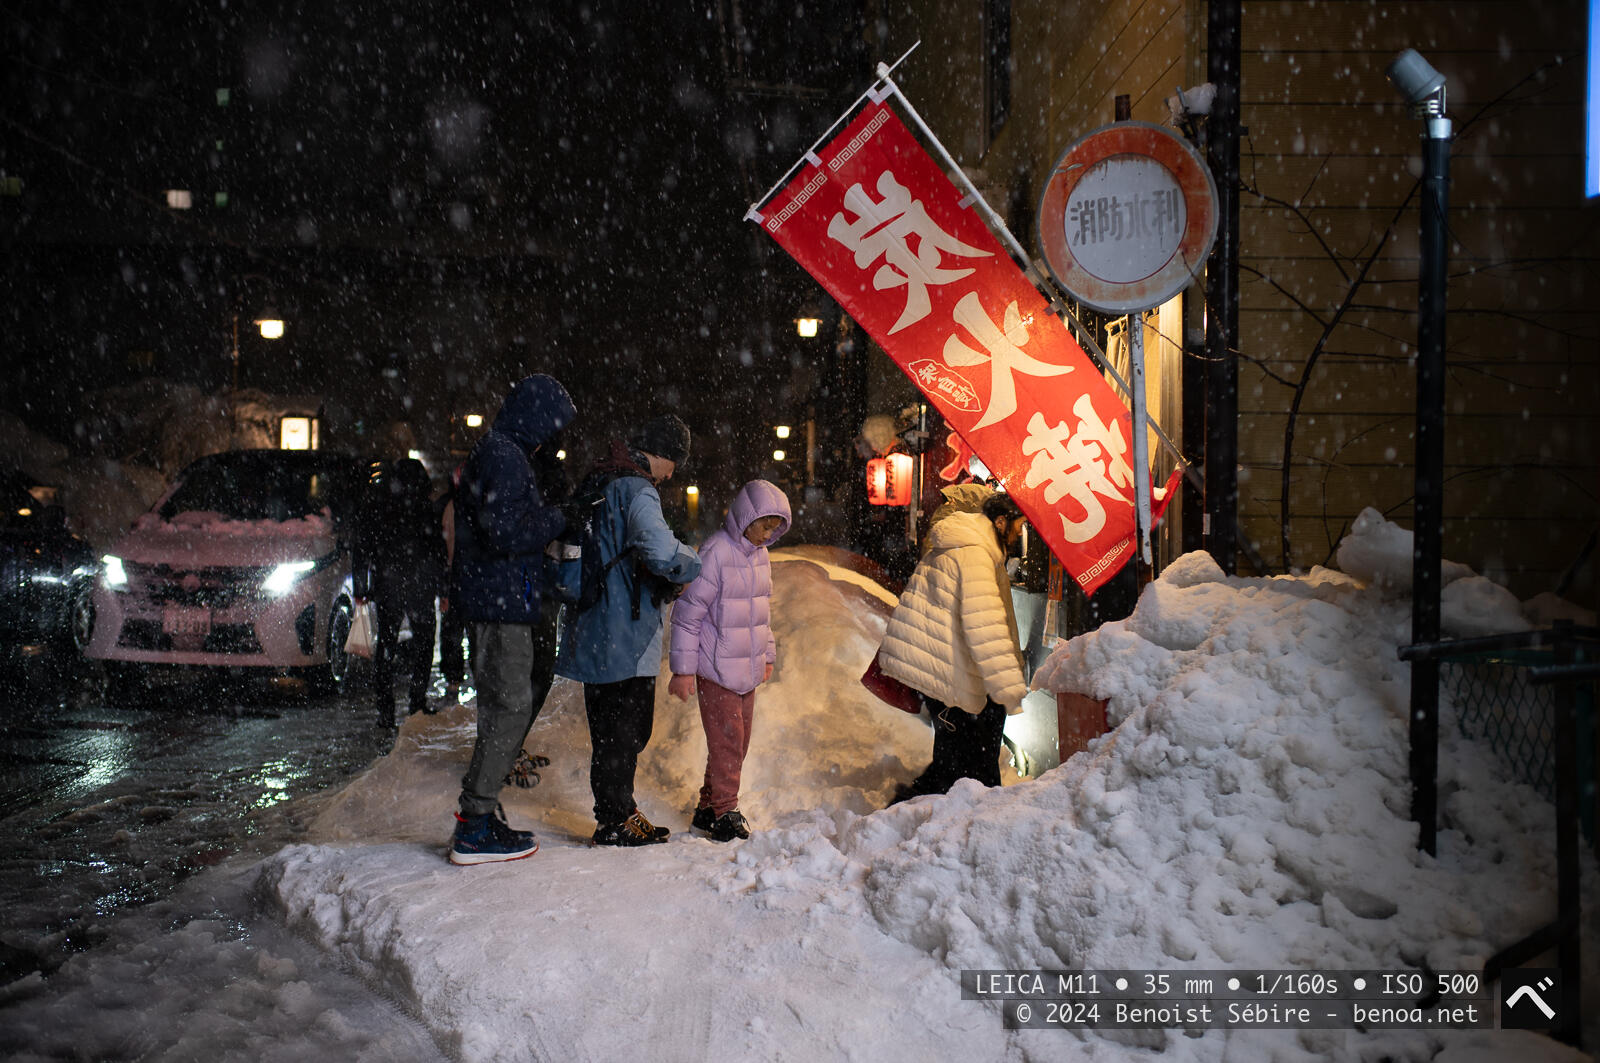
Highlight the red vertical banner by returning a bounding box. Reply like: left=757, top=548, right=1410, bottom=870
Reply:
left=755, top=101, right=1177, bottom=596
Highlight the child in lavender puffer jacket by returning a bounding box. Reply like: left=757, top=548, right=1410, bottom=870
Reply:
left=667, top=479, right=791, bottom=842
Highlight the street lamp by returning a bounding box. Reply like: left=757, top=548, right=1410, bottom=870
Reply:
left=1387, top=47, right=1451, bottom=857
left=795, top=302, right=822, bottom=338
left=230, top=310, right=284, bottom=390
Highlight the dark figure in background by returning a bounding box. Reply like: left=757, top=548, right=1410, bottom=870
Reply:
left=436, top=463, right=470, bottom=702
left=353, top=457, right=446, bottom=727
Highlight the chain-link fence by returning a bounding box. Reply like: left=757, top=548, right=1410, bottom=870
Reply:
left=1402, top=624, right=1596, bottom=1048
left=1442, top=647, right=1596, bottom=841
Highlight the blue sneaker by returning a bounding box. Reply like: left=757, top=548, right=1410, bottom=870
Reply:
left=449, top=805, right=538, bottom=865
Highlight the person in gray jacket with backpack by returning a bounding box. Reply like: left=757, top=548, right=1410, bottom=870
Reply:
left=447, top=373, right=576, bottom=865
left=556, top=414, right=700, bottom=846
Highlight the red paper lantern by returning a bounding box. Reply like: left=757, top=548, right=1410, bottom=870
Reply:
left=866, top=453, right=915, bottom=506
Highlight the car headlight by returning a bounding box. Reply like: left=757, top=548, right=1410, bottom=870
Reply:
left=102, top=555, right=128, bottom=588
left=263, top=561, right=316, bottom=596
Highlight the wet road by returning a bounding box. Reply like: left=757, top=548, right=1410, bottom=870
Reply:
left=0, top=644, right=395, bottom=984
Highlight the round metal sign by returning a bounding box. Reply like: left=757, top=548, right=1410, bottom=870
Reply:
left=1037, top=121, right=1218, bottom=314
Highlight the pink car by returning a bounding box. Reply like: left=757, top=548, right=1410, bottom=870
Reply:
left=86, top=449, right=367, bottom=700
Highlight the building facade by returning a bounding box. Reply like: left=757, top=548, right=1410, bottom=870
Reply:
left=865, top=0, right=1596, bottom=608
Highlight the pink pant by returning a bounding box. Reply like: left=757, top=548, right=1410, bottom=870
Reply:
left=697, top=675, right=757, bottom=816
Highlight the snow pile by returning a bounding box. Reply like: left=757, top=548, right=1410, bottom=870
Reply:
left=246, top=528, right=1589, bottom=1061
left=0, top=881, right=447, bottom=1062
left=0, top=385, right=331, bottom=551
left=299, top=556, right=932, bottom=853
left=139, top=511, right=333, bottom=538
left=1334, top=506, right=1532, bottom=638
left=0, top=410, right=166, bottom=549
left=1333, top=507, right=1476, bottom=594
left=2, top=522, right=1588, bottom=1061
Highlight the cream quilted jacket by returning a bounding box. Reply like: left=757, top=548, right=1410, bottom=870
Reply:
left=877, top=510, right=1027, bottom=714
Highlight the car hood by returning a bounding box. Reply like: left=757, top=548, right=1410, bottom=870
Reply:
left=111, top=511, right=338, bottom=568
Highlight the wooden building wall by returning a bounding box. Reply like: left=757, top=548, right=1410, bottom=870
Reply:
left=878, top=0, right=1597, bottom=607
left=1232, top=0, right=1595, bottom=607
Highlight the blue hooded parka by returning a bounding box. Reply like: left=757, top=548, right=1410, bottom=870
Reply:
left=452, top=374, right=577, bottom=623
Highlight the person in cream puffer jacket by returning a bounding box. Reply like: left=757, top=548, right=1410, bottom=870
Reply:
left=879, top=492, right=1028, bottom=800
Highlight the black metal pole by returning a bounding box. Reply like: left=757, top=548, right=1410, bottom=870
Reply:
left=1409, top=116, right=1451, bottom=856
left=1182, top=298, right=1207, bottom=555
left=1551, top=638, right=1582, bottom=1046
left=1204, top=0, right=1241, bottom=575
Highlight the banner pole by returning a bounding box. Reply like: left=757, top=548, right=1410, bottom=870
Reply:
left=877, top=67, right=1192, bottom=481
left=1127, top=314, right=1154, bottom=565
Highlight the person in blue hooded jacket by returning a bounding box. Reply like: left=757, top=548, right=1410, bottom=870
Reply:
left=556, top=414, right=700, bottom=846
left=447, top=373, right=576, bottom=866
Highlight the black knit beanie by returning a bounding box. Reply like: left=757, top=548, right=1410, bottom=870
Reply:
left=629, top=414, right=691, bottom=464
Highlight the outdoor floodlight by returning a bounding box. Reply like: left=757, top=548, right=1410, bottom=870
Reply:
left=795, top=317, right=820, bottom=338
left=774, top=425, right=791, bottom=439
left=1388, top=45, right=1454, bottom=857
left=255, top=317, right=284, bottom=339
left=465, top=413, right=484, bottom=428
left=1386, top=49, right=1447, bottom=114
left=1165, top=83, right=1216, bottom=120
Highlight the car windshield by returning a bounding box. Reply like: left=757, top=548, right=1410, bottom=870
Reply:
left=159, top=453, right=348, bottom=523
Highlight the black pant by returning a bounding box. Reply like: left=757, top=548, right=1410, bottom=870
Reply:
left=907, top=696, right=1006, bottom=795
left=583, top=676, right=656, bottom=825
left=372, top=579, right=437, bottom=719
left=438, top=598, right=470, bottom=686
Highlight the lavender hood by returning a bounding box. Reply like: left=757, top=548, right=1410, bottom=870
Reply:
left=668, top=480, right=791, bottom=694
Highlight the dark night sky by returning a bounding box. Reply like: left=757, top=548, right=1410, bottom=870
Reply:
left=2, top=1, right=874, bottom=487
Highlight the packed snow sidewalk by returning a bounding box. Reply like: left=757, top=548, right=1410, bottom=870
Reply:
left=248, top=515, right=1594, bottom=1062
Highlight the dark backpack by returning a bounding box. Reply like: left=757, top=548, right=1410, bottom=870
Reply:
left=566, top=467, right=681, bottom=620
left=564, top=468, right=632, bottom=616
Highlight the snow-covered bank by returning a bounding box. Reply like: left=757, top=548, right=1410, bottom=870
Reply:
left=250, top=531, right=1590, bottom=1062
left=0, top=858, right=449, bottom=1062
left=1, top=522, right=1591, bottom=1061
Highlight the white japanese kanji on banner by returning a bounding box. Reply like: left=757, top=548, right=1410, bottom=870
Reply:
left=757, top=101, right=1180, bottom=597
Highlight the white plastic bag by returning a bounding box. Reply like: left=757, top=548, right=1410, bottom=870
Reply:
left=344, top=601, right=376, bottom=658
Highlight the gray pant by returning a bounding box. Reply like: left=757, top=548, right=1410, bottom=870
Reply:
left=457, top=600, right=560, bottom=817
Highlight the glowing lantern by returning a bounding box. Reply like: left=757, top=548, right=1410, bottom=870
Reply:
left=866, top=452, right=915, bottom=506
